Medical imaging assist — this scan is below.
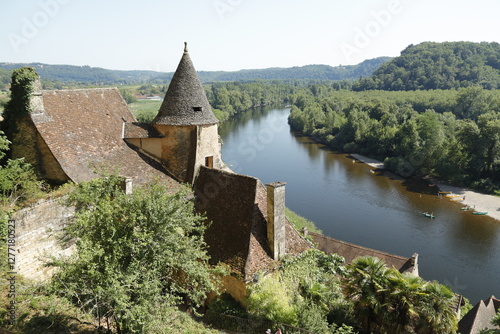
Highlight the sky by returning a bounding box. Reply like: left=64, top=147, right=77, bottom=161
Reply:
left=1, top=0, right=499, bottom=73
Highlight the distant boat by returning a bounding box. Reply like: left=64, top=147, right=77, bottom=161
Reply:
left=460, top=206, right=471, bottom=211
left=445, top=194, right=461, bottom=198
left=422, top=212, right=436, bottom=219
left=472, top=212, right=488, bottom=215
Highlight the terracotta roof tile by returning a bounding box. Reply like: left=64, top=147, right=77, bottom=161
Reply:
left=194, top=167, right=311, bottom=280
left=459, top=296, right=500, bottom=334
left=310, top=233, right=415, bottom=273
left=33, top=88, right=178, bottom=188
left=123, top=122, right=163, bottom=139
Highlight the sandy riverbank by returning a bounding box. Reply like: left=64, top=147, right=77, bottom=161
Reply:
left=350, top=154, right=385, bottom=169
left=350, top=154, right=500, bottom=222
left=432, top=182, right=500, bottom=221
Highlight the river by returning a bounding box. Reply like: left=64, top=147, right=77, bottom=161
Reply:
left=218, top=106, right=500, bottom=304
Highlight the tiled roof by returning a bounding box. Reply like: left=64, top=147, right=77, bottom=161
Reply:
left=310, top=233, right=415, bottom=273
left=123, top=122, right=163, bottom=139
left=152, top=44, right=218, bottom=126
left=458, top=296, right=500, bottom=334
left=193, top=166, right=311, bottom=280
left=194, top=166, right=257, bottom=279
left=33, top=88, right=178, bottom=188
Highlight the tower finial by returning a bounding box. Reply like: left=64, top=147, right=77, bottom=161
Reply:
left=184, top=42, right=188, bottom=53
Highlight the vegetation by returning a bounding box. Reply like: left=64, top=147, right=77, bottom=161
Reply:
left=0, top=68, right=39, bottom=159
left=206, top=81, right=299, bottom=122
left=288, top=86, right=500, bottom=194
left=354, top=42, right=500, bottom=91
left=128, top=99, right=162, bottom=123
left=285, top=207, right=322, bottom=234
left=48, top=175, right=224, bottom=333
left=247, top=249, right=354, bottom=333
left=0, top=57, right=389, bottom=88
left=244, top=252, right=458, bottom=334
left=343, top=256, right=457, bottom=334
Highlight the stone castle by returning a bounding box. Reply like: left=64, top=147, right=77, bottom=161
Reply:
left=9, top=43, right=419, bottom=305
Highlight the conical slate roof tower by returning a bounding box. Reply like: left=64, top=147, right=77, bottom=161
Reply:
left=153, top=42, right=218, bottom=126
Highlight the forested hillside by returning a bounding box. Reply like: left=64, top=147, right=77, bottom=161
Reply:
left=0, top=57, right=390, bottom=89
left=354, top=42, right=500, bottom=90
left=198, top=57, right=391, bottom=81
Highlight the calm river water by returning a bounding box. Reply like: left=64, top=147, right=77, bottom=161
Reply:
left=219, top=106, right=500, bottom=304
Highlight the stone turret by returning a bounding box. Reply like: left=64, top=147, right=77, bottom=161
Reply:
left=124, top=43, right=223, bottom=183
left=153, top=42, right=218, bottom=126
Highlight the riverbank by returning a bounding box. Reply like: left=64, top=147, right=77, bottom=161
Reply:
left=351, top=154, right=500, bottom=222
left=432, top=182, right=500, bottom=221
left=350, top=154, right=385, bottom=169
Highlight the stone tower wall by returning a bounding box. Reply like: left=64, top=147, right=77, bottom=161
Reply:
left=195, top=124, right=223, bottom=177
left=153, top=124, right=197, bottom=183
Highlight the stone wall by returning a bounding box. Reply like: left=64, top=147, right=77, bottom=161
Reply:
left=12, top=198, right=75, bottom=282
left=195, top=124, right=223, bottom=176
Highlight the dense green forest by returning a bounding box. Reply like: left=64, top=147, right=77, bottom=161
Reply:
left=354, top=42, right=500, bottom=90
left=0, top=56, right=389, bottom=90
left=288, top=85, right=500, bottom=193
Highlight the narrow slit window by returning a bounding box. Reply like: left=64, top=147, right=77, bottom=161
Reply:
left=193, top=107, right=202, bottom=112
left=205, top=156, right=214, bottom=168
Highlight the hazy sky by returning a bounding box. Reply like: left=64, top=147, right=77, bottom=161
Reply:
left=1, top=0, right=499, bottom=72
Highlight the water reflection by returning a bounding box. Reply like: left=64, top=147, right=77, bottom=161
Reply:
left=220, top=106, right=500, bottom=303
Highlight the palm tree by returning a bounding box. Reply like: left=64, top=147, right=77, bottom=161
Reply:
left=342, top=256, right=390, bottom=333
left=414, top=281, right=458, bottom=334
left=380, top=271, right=424, bottom=333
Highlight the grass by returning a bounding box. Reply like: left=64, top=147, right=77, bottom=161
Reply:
left=128, top=100, right=162, bottom=123
left=285, top=208, right=322, bottom=234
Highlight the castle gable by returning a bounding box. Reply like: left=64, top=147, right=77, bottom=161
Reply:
left=33, top=88, right=178, bottom=187
left=193, top=166, right=310, bottom=281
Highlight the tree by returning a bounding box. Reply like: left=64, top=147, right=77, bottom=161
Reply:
left=50, top=175, right=223, bottom=333
left=455, top=86, right=491, bottom=120
left=342, top=256, right=389, bottom=333
left=415, top=281, right=457, bottom=334
left=0, top=130, right=44, bottom=209
left=342, top=256, right=457, bottom=334
left=1, top=67, right=39, bottom=158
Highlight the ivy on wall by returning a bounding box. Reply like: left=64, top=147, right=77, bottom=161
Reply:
left=1, top=67, right=39, bottom=159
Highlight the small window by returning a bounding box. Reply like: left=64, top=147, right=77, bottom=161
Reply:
left=205, top=156, right=214, bottom=168
left=193, top=107, right=202, bottom=112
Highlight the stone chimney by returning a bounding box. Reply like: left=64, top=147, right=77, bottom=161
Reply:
left=120, top=176, right=133, bottom=195
left=266, top=181, right=286, bottom=260
left=411, top=253, right=419, bottom=276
